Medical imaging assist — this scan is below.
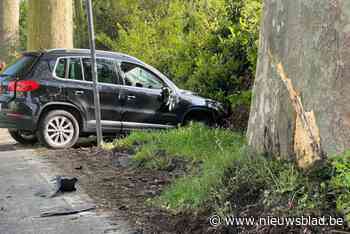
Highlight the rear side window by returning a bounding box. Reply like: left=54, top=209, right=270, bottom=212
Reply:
left=68, top=58, right=83, bottom=80
left=54, top=58, right=83, bottom=81
left=54, top=57, right=120, bottom=84
left=55, top=58, right=67, bottom=78
left=82, top=58, right=92, bottom=81
left=82, top=58, right=120, bottom=84
left=1, top=55, right=38, bottom=77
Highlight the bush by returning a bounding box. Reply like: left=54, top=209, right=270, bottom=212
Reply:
left=331, top=151, right=350, bottom=223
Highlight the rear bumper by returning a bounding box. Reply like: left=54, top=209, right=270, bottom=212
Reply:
left=0, top=99, right=37, bottom=131
left=0, top=112, right=36, bottom=130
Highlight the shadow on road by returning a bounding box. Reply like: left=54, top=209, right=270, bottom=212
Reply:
left=0, top=136, right=116, bottom=153
left=0, top=144, right=17, bottom=152
left=0, top=143, right=41, bottom=152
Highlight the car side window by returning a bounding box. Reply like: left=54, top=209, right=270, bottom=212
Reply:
left=68, top=58, right=83, bottom=80
left=55, top=58, right=67, bottom=78
left=82, top=58, right=120, bottom=84
left=120, top=62, right=164, bottom=89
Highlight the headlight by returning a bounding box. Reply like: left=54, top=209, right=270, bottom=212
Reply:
left=206, top=99, right=229, bottom=116
left=206, top=99, right=223, bottom=110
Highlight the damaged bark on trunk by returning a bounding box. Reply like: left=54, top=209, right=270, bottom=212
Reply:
left=247, top=0, right=350, bottom=168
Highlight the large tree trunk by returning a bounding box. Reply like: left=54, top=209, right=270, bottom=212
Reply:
left=27, top=0, right=73, bottom=50
left=247, top=0, right=350, bottom=168
left=0, top=0, right=20, bottom=62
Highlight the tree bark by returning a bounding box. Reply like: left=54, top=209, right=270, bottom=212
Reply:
left=28, top=0, right=73, bottom=50
left=0, top=0, right=20, bottom=62
left=247, top=0, right=350, bottom=168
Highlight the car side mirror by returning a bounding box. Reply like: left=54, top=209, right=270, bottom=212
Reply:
left=161, top=87, right=171, bottom=103
left=161, top=87, right=178, bottom=111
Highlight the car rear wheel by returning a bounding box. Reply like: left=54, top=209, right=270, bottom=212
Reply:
left=37, top=110, right=80, bottom=149
left=8, top=129, right=37, bottom=145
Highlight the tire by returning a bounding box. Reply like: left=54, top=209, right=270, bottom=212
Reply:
left=184, top=115, right=213, bottom=126
left=8, top=129, right=37, bottom=145
left=37, top=110, right=80, bottom=149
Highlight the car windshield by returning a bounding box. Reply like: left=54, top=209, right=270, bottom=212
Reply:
left=0, top=55, right=38, bottom=77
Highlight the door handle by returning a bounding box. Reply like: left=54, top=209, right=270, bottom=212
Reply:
left=75, top=90, right=84, bottom=95
left=127, top=95, right=136, bottom=100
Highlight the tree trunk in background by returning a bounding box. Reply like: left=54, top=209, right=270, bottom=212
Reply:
left=0, top=0, right=20, bottom=62
left=247, top=0, right=350, bottom=168
left=73, top=0, right=87, bottom=48
left=28, top=0, right=73, bottom=50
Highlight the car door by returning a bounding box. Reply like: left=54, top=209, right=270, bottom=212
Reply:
left=54, top=57, right=93, bottom=123
left=117, top=61, right=176, bottom=130
left=81, top=57, right=123, bottom=131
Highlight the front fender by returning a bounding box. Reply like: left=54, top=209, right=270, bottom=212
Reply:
left=181, top=106, right=217, bottom=124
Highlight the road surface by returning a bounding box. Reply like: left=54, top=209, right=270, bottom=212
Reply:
left=0, top=129, right=132, bottom=234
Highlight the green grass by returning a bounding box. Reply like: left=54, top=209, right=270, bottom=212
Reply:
left=104, top=124, right=348, bottom=223
left=106, top=123, right=246, bottom=211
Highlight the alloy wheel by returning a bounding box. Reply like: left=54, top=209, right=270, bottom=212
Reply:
left=44, top=116, right=75, bottom=147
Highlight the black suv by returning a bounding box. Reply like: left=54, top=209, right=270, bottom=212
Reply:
left=0, top=49, right=228, bottom=149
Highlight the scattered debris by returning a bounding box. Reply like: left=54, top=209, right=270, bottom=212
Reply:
left=34, top=191, right=48, bottom=198
left=46, top=147, right=199, bottom=233
left=118, top=205, right=129, bottom=211
left=111, top=152, right=133, bottom=167
left=143, top=190, right=158, bottom=196
left=40, top=204, right=95, bottom=217
left=50, top=176, right=78, bottom=198
left=130, top=229, right=143, bottom=234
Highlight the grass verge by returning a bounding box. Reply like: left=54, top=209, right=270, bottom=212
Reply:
left=105, top=123, right=350, bottom=231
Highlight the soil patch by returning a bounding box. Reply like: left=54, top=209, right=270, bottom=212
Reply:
left=44, top=147, right=214, bottom=234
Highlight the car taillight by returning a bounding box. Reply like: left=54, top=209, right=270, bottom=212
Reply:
left=8, top=80, right=40, bottom=92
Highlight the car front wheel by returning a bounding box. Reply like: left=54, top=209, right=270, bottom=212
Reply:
left=37, top=110, right=80, bottom=149
left=184, top=114, right=213, bottom=126
left=8, top=129, right=37, bottom=145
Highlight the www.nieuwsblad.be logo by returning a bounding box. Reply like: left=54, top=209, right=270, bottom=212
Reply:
left=209, top=215, right=344, bottom=227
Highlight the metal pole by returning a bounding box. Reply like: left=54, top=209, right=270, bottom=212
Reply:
left=86, top=0, right=103, bottom=146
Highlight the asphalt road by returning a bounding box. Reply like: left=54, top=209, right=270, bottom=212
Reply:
left=0, top=130, right=131, bottom=234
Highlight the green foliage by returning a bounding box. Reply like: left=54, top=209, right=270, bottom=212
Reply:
left=213, top=153, right=335, bottom=219
left=331, top=151, right=350, bottom=222
left=94, top=0, right=262, bottom=109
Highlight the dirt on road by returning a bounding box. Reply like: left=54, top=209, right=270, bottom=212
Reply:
left=42, top=146, right=212, bottom=234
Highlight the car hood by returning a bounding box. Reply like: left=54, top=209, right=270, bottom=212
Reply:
left=177, top=89, right=204, bottom=103
left=178, top=88, right=218, bottom=106
left=176, top=88, right=228, bottom=115
left=178, top=89, right=198, bottom=96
